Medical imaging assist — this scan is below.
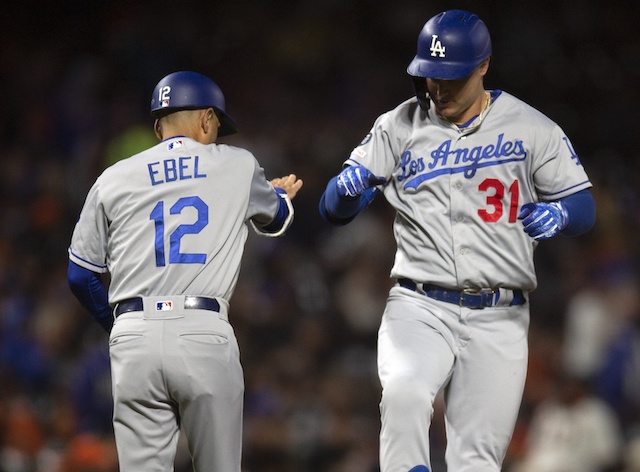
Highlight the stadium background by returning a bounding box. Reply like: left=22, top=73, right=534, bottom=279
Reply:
left=0, top=0, right=639, bottom=471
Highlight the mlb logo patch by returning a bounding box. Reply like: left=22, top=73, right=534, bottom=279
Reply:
left=353, top=148, right=367, bottom=158
left=161, top=99, right=170, bottom=108
left=167, top=139, right=183, bottom=150
left=156, top=301, right=173, bottom=311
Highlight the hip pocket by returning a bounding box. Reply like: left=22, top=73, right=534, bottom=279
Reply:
left=179, top=332, right=229, bottom=346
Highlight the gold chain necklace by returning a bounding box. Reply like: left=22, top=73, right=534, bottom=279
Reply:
left=450, top=91, right=492, bottom=133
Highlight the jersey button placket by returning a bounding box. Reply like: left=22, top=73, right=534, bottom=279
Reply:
left=450, top=175, right=469, bottom=288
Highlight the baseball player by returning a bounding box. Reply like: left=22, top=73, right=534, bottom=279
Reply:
left=319, top=10, right=595, bottom=472
left=67, top=71, right=303, bottom=471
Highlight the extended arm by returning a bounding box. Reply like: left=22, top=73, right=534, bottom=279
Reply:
left=258, top=188, right=294, bottom=236
left=319, top=165, right=386, bottom=225
left=252, top=174, right=302, bottom=237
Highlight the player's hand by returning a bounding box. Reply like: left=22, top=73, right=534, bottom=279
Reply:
left=336, top=165, right=386, bottom=198
left=271, top=174, right=303, bottom=199
left=518, top=201, right=568, bottom=241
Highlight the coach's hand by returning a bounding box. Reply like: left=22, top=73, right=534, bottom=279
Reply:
left=336, top=165, right=386, bottom=198
left=518, top=201, right=568, bottom=240
left=271, top=174, right=303, bottom=199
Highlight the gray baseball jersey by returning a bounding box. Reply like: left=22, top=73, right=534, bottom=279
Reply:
left=345, top=91, right=591, bottom=291
left=342, top=90, right=592, bottom=472
left=69, top=136, right=283, bottom=305
left=69, top=136, right=289, bottom=471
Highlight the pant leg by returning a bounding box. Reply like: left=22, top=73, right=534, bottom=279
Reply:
left=167, top=312, right=245, bottom=472
left=444, top=305, right=530, bottom=472
left=378, top=288, right=457, bottom=472
left=110, top=314, right=181, bottom=472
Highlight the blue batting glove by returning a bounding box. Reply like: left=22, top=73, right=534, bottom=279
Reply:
left=518, top=201, right=568, bottom=241
left=336, top=165, right=386, bottom=198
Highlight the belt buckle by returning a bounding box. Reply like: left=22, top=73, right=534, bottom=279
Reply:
left=460, top=288, right=495, bottom=309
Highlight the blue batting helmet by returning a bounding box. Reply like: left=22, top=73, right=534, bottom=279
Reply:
left=407, top=10, right=492, bottom=80
left=150, top=71, right=239, bottom=136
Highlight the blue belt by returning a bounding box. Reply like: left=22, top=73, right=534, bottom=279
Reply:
left=114, top=296, right=220, bottom=317
left=398, top=278, right=525, bottom=309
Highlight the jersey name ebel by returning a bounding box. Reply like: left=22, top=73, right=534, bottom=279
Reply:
left=148, top=155, right=207, bottom=185
left=399, top=133, right=526, bottom=189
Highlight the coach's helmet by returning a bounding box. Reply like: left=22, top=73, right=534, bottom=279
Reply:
left=150, top=71, right=239, bottom=136
left=407, top=10, right=491, bottom=109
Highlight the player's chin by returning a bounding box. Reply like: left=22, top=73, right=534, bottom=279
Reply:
left=435, top=104, right=458, bottom=120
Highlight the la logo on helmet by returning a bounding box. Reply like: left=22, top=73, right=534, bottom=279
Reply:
left=430, top=34, right=446, bottom=57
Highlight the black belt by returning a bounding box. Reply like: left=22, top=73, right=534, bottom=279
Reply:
left=114, top=296, right=220, bottom=317
left=398, top=278, right=525, bottom=309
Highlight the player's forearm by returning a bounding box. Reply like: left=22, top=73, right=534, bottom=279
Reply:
left=67, top=261, right=113, bottom=333
left=319, top=176, right=372, bottom=225
left=559, top=189, right=596, bottom=236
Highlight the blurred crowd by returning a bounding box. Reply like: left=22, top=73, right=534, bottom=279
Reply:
left=1, top=0, right=640, bottom=471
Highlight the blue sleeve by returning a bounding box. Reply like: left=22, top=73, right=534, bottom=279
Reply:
left=261, top=188, right=291, bottom=233
left=67, top=261, right=113, bottom=333
left=559, top=188, right=596, bottom=236
left=319, top=176, right=378, bottom=226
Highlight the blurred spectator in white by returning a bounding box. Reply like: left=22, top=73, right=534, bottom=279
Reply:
left=511, top=374, right=623, bottom=472
left=621, top=433, right=640, bottom=472
left=563, top=255, right=638, bottom=380
left=595, top=280, right=640, bottom=433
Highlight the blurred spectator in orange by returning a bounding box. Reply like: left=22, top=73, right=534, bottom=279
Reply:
left=56, top=433, right=117, bottom=472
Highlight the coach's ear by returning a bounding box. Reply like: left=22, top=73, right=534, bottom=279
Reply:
left=154, top=119, right=162, bottom=140
left=201, top=108, right=220, bottom=143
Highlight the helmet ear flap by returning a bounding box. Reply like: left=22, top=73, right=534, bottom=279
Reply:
left=412, top=78, right=430, bottom=111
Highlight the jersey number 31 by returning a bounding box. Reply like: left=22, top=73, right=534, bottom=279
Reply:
left=478, top=178, right=520, bottom=223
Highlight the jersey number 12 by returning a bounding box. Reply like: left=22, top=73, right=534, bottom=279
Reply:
left=150, top=196, right=208, bottom=266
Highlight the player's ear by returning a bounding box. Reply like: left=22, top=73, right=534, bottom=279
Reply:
left=478, top=57, right=491, bottom=76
